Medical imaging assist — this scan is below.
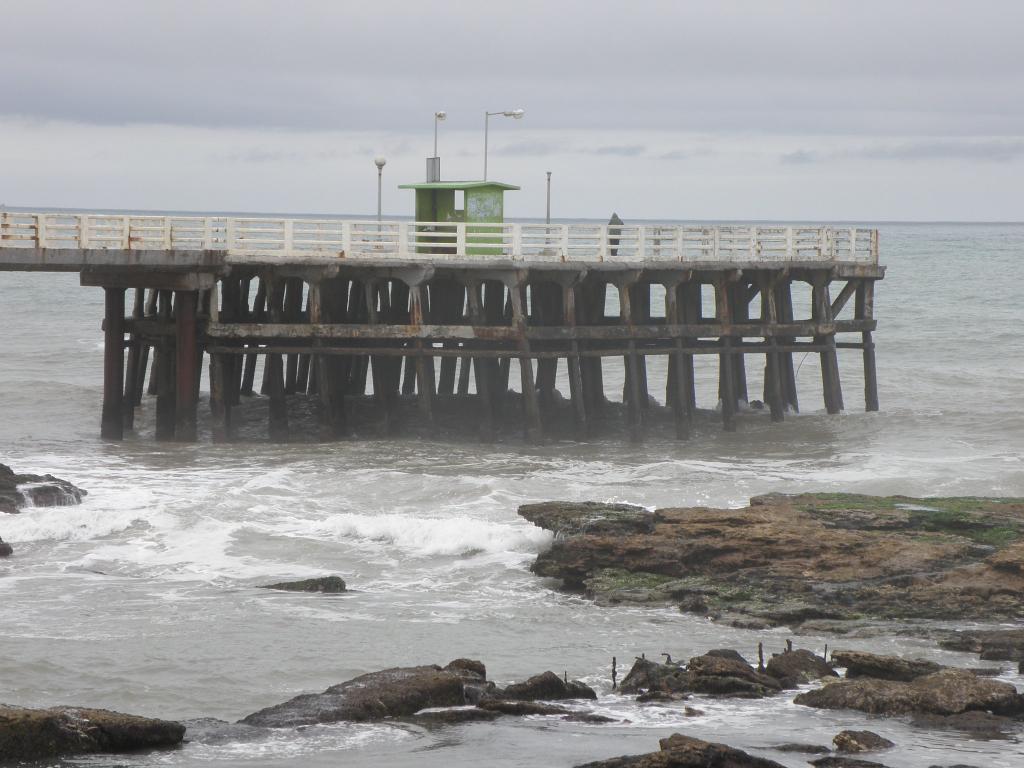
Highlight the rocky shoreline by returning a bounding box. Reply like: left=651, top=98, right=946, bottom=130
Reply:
left=520, top=493, right=1024, bottom=631
left=3, top=489, right=1022, bottom=764
left=5, top=642, right=1020, bottom=763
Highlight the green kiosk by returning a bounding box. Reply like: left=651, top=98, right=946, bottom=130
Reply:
left=398, top=180, right=519, bottom=256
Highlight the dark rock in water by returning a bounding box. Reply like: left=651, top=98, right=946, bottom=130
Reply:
left=574, top=732, right=787, bottom=768
left=795, top=669, right=1024, bottom=717
left=410, top=707, right=500, bottom=725
left=684, top=654, right=782, bottom=697
left=833, top=730, right=895, bottom=752
left=637, top=690, right=687, bottom=703
left=703, top=649, right=750, bottom=665
left=500, top=671, right=597, bottom=701
left=938, top=629, right=1024, bottom=662
left=811, top=758, right=890, bottom=768
left=0, top=704, right=184, bottom=761
left=683, top=706, right=704, bottom=717
left=563, top=712, right=617, bottom=724
left=620, top=654, right=781, bottom=699
left=259, top=576, right=347, bottom=593
left=240, top=663, right=466, bottom=727
left=477, top=699, right=571, bottom=716
left=910, top=710, right=1022, bottom=738
left=443, top=659, right=493, bottom=703
left=518, top=501, right=654, bottom=537
left=619, top=657, right=688, bottom=694
left=765, top=649, right=837, bottom=687
left=772, top=743, right=831, bottom=754
left=831, top=649, right=942, bottom=681
left=445, top=658, right=486, bottom=680
left=0, top=536, right=11, bottom=557
left=1, top=463, right=87, bottom=514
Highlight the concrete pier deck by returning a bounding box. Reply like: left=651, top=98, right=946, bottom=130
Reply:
left=1, top=213, right=883, bottom=443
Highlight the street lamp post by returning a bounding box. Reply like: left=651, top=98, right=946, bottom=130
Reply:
left=374, top=156, right=386, bottom=224
left=434, top=110, right=446, bottom=157
left=483, top=108, right=524, bottom=180
left=428, top=111, right=446, bottom=182
left=546, top=171, right=552, bottom=225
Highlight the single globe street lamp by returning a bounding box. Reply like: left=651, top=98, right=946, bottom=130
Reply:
left=374, top=156, right=386, bottom=225
left=483, top=108, right=524, bottom=180
left=434, top=110, right=446, bottom=158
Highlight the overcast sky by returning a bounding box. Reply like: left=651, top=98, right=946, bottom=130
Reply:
left=1, top=0, right=1022, bottom=221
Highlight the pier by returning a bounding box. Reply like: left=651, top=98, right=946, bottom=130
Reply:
left=0, top=209, right=883, bottom=443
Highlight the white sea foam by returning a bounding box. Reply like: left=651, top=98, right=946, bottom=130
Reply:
left=268, top=512, right=553, bottom=558
left=183, top=721, right=414, bottom=761
left=0, top=502, right=157, bottom=542
left=73, top=514, right=314, bottom=582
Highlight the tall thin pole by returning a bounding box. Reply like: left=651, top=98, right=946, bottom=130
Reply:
left=483, top=113, right=490, bottom=180
left=546, top=171, right=552, bottom=224
left=377, top=166, right=383, bottom=224
left=434, top=118, right=439, bottom=158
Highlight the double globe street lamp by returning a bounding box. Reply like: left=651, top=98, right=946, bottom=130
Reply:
left=483, top=108, right=524, bottom=180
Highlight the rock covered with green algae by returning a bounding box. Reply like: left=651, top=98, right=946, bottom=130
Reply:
left=521, top=493, right=1024, bottom=628
left=0, top=705, right=185, bottom=761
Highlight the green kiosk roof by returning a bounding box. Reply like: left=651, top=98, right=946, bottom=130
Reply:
left=398, top=180, right=520, bottom=191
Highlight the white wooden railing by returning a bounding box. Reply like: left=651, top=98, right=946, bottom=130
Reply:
left=0, top=212, right=879, bottom=264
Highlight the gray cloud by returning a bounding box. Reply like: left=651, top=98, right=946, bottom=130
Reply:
left=781, top=139, right=1024, bottom=164
left=495, top=140, right=567, bottom=157
left=780, top=150, right=819, bottom=165
left=591, top=145, right=646, bottom=157
left=2, top=1, right=1023, bottom=138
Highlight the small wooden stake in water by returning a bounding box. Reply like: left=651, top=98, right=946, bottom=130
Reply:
left=612, top=656, right=617, bottom=690
left=786, top=638, right=793, bottom=653
left=757, top=642, right=764, bottom=672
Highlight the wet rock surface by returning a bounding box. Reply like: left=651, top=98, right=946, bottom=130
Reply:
left=240, top=664, right=467, bottom=727
left=240, top=659, right=615, bottom=728
left=811, top=758, right=890, bottom=768
left=831, top=650, right=942, bottom=681
left=498, top=670, right=597, bottom=701
left=938, top=629, right=1024, bottom=662
left=259, top=576, right=347, bottom=593
left=910, top=710, right=1021, bottom=738
left=521, top=493, right=1024, bottom=627
left=518, top=501, right=655, bottom=537
left=619, top=653, right=782, bottom=699
left=0, top=704, right=185, bottom=761
left=477, top=700, right=571, bottom=716
left=574, top=732, right=787, bottom=768
left=765, top=649, right=837, bottom=687
left=1, top=463, right=87, bottom=514
left=795, top=669, right=1024, bottom=717
left=833, top=730, right=895, bottom=752
left=772, top=742, right=831, bottom=754
left=410, top=707, right=500, bottom=725
left=0, top=536, right=11, bottom=557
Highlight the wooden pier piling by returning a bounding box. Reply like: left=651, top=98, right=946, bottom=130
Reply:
left=174, top=290, right=199, bottom=441
left=101, top=287, right=125, bottom=440
left=3, top=215, right=882, bottom=444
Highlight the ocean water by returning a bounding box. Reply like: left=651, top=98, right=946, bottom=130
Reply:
left=0, top=222, right=1022, bottom=767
